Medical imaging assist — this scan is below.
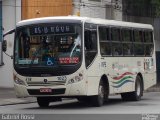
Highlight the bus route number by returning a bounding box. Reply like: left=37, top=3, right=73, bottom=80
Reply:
left=57, top=76, right=67, bottom=81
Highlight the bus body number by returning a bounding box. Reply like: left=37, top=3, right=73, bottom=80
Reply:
left=57, top=76, right=67, bottom=81
left=26, top=77, right=32, bottom=82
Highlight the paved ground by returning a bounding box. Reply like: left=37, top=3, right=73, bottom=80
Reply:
left=0, top=88, right=36, bottom=106
left=0, top=92, right=160, bottom=114
left=0, top=84, right=159, bottom=106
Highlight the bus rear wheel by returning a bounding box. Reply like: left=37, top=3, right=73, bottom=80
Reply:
left=37, top=97, right=50, bottom=107
left=121, top=75, right=143, bottom=101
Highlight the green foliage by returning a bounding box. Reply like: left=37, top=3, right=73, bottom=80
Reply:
left=151, top=0, right=160, bottom=17
left=123, top=0, right=160, bottom=17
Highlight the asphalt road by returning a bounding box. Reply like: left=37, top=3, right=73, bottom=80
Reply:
left=0, top=92, right=160, bottom=120
left=0, top=92, right=159, bottom=114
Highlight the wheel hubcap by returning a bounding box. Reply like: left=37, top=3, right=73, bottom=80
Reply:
left=136, top=81, right=141, bottom=96
left=99, top=85, right=104, bottom=99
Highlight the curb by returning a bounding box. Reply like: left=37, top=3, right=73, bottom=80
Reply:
left=145, top=84, right=160, bottom=92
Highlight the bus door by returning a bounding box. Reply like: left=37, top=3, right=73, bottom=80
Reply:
left=84, top=23, right=98, bottom=75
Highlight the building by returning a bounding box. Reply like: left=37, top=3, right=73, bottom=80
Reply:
left=21, top=0, right=72, bottom=20
left=0, top=0, right=122, bottom=88
left=0, top=0, right=73, bottom=88
left=73, top=0, right=122, bottom=20
left=0, top=0, right=21, bottom=87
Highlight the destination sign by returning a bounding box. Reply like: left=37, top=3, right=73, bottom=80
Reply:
left=30, top=24, right=75, bottom=35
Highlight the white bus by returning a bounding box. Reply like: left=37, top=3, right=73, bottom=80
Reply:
left=3, top=16, right=156, bottom=107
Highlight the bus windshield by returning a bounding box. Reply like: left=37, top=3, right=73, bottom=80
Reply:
left=14, top=23, right=82, bottom=68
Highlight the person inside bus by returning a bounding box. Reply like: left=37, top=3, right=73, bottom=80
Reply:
left=41, top=36, right=51, bottom=61
left=67, top=34, right=81, bottom=57
left=67, top=36, right=74, bottom=51
left=123, top=45, right=131, bottom=55
left=100, top=44, right=106, bottom=55
left=113, top=48, right=119, bottom=55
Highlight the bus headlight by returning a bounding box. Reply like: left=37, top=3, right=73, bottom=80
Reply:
left=13, top=74, right=26, bottom=86
left=67, top=72, right=83, bottom=84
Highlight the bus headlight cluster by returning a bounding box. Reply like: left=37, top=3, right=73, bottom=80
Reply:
left=67, top=72, right=83, bottom=85
left=13, top=74, right=26, bottom=86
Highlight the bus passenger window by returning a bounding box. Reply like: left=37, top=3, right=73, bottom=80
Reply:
left=145, top=44, right=153, bottom=56
left=144, top=31, right=154, bottom=56
left=100, top=42, right=111, bottom=56
left=84, top=30, right=92, bottom=50
left=111, top=28, right=121, bottom=41
left=84, top=23, right=97, bottom=67
left=122, top=29, right=132, bottom=42
left=99, top=27, right=110, bottom=41
left=133, top=29, right=145, bottom=56
left=85, top=30, right=97, bottom=51
left=134, top=44, right=144, bottom=56
left=134, top=30, right=143, bottom=42
left=112, top=43, right=122, bottom=56
left=123, top=43, right=133, bottom=56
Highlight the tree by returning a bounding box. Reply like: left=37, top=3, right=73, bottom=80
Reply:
left=151, top=0, right=160, bottom=17
left=123, top=0, right=160, bottom=17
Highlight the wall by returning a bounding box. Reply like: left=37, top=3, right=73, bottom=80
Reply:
left=22, top=0, right=72, bottom=20
left=0, top=1, right=2, bottom=65
left=154, top=18, right=160, bottom=83
left=0, top=0, right=21, bottom=88
left=73, top=0, right=122, bottom=20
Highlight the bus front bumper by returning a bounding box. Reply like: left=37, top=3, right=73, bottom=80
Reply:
left=14, top=81, right=87, bottom=98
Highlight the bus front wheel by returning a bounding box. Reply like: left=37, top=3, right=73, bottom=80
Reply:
left=92, top=80, right=106, bottom=107
left=37, top=97, right=50, bottom=107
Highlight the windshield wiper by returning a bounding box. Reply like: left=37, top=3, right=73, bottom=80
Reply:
left=70, top=36, right=81, bottom=57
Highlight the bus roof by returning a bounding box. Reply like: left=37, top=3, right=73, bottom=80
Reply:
left=17, top=16, right=153, bottom=30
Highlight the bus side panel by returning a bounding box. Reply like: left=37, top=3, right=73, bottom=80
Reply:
left=144, top=72, right=156, bottom=90
left=86, top=76, right=100, bottom=96
left=117, top=57, right=136, bottom=93
left=68, top=80, right=87, bottom=96
left=130, top=57, right=146, bottom=92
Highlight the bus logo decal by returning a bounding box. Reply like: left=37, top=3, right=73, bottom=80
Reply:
left=44, top=79, right=48, bottom=83
left=112, top=72, right=134, bottom=88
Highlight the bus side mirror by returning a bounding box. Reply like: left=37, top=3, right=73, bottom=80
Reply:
left=2, top=40, right=7, bottom=52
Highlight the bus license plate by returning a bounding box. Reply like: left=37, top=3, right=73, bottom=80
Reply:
left=40, top=88, right=52, bottom=93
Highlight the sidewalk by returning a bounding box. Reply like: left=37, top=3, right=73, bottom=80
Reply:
left=145, top=83, right=160, bottom=92
left=0, top=84, right=160, bottom=106
left=0, top=87, right=36, bottom=106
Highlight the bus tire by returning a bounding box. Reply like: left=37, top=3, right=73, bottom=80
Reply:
left=132, top=75, right=143, bottom=101
left=92, top=80, right=105, bottom=107
left=37, top=97, right=50, bottom=107
left=121, top=75, right=143, bottom=101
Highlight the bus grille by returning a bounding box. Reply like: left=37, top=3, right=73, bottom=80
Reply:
left=27, top=81, right=66, bottom=86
